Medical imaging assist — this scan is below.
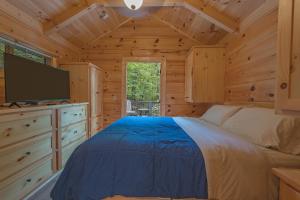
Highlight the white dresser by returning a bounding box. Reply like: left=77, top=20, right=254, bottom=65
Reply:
left=0, top=103, right=88, bottom=200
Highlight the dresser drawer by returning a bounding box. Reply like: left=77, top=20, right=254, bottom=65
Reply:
left=91, top=116, right=103, bottom=136
left=61, top=121, right=87, bottom=147
left=0, top=110, right=52, bottom=148
left=60, top=106, right=87, bottom=127
left=62, top=136, right=86, bottom=167
left=0, top=134, right=52, bottom=181
left=0, top=158, right=53, bottom=200
left=280, top=181, right=300, bottom=200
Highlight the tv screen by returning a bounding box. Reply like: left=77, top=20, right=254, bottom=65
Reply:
left=4, top=53, right=70, bottom=103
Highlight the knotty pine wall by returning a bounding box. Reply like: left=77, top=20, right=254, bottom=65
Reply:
left=220, top=9, right=278, bottom=105
left=0, top=3, right=79, bottom=104
left=80, top=17, right=211, bottom=127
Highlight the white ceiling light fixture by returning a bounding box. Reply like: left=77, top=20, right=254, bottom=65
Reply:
left=123, top=0, right=143, bottom=10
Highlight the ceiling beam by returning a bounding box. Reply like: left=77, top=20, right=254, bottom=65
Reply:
left=43, top=0, right=97, bottom=34
left=85, top=17, right=132, bottom=47
left=183, top=0, right=239, bottom=33
left=152, top=15, right=201, bottom=44
left=43, top=0, right=239, bottom=35
left=0, top=0, right=42, bottom=33
left=89, top=0, right=184, bottom=7
left=240, top=0, right=278, bottom=32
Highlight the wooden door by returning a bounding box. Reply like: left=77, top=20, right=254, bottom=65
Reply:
left=90, top=67, right=103, bottom=117
left=90, top=67, right=103, bottom=135
left=90, top=67, right=98, bottom=118
left=193, top=48, right=208, bottom=103
left=277, top=0, right=300, bottom=112
left=185, top=51, right=194, bottom=103
left=95, top=69, right=103, bottom=117
left=206, top=48, right=225, bottom=103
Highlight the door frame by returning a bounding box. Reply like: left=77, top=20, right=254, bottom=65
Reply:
left=121, top=57, right=166, bottom=117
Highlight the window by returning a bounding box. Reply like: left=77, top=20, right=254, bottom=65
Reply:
left=13, top=45, right=46, bottom=64
left=126, top=62, right=161, bottom=116
left=0, top=37, right=51, bottom=68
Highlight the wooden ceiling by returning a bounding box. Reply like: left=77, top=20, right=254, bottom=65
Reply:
left=6, top=0, right=265, bottom=49
left=203, top=0, right=265, bottom=21
left=154, top=6, right=228, bottom=44
left=87, top=16, right=199, bottom=51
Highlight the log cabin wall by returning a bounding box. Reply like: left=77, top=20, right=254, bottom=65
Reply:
left=0, top=1, right=79, bottom=59
left=0, top=1, right=80, bottom=104
left=0, top=0, right=272, bottom=126
left=220, top=8, right=278, bottom=106
left=80, top=18, right=211, bottom=127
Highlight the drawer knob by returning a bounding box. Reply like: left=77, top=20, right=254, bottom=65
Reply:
left=4, top=128, right=13, bottom=137
left=25, top=124, right=31, bottom=127
left=17, top=152, right=31, bottom=162
left=74, top=114, right=78, bottom=116
left=74, top=130, right=78, bottom=134
left=26, top=178, right=32, bottom=183
left=280, top=82, right=288, bottom=90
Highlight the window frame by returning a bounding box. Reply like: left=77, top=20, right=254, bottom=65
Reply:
left=0, top=37, right=52, bottom=68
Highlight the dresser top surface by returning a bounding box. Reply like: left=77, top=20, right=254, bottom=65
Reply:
left=0, top=102, right=88, bottom=115
left=273, top=168, right=300, bottom=191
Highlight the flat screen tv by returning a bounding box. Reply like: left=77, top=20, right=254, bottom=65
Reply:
left=4, top=53, right=70, bottom=103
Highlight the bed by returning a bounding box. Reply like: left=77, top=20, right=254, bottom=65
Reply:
left=51, top=106, right=300, bottom=200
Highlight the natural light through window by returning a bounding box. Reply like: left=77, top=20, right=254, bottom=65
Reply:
left=126, top=62, right=161, bottom=116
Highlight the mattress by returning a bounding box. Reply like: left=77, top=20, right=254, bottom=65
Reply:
left=52, top=116, right=300, bottom=200
left=174, top=117, right=300, bottom=200
left=51, top=117, right=208, bottom=200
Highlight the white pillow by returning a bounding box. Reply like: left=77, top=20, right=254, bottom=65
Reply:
left=200, top=105, right=241, bottom=126
left=222, top=107, right=299, bottom=153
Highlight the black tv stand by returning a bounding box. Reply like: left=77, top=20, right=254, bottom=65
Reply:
left=59, top=100, right=70, bottom=104
left=45, top=100, right=70, bottom=106
left=24, top=101, right=39, bottom=106
left=8, top=102, right=21, bottom=108
left=8, top=101, right=38, bottom=108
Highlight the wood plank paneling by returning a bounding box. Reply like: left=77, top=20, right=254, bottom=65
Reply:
left=153, top=6, right=228, bottom=44
left=221, top=10, right=278, bottom=106
left=3, top=0, right=266, bottom=51
left=0, top=0, right=79, bottom=58
left=80, top=17, right=210, bottom=127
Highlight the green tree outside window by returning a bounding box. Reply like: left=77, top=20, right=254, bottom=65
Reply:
left=127, top=62, right=160, bottom=102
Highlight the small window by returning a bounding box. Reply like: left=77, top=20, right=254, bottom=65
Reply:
left=13, top=45, right=45, bottom=64
left=0, top=37, right=52, bottom=67
left=0, top=40, right=4, bottom=68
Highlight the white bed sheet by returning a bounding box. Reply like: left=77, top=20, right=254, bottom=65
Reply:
left=174, top=117, right=300, bottom=200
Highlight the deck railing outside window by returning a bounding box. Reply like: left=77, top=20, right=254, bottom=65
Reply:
left=127, top=100, right=160, bottom=116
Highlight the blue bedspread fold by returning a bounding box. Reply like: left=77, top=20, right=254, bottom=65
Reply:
left=51, top=117, right=207, bottom=200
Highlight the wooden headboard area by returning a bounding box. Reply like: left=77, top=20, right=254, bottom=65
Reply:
left=220, top=2, right=278, bottom=109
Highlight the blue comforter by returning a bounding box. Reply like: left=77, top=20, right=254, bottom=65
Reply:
left=51, top=117, right=207, bottom=200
